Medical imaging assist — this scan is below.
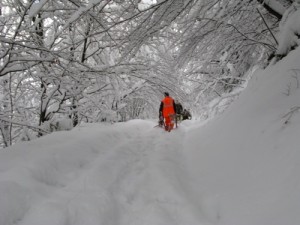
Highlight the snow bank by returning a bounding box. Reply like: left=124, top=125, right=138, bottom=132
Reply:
left=186, top=46, right=300, bottom=225
left=0, top=120, right=155, bottom=225
left=0, top=181, right=31, bottom=225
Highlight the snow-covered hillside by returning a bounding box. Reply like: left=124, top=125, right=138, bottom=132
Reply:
left=1, top=47, right=300, bottom=224
left=186, top=47, right=300, bottom=225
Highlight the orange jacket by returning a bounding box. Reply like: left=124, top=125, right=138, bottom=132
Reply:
left=159, top=96, right=176, bottom=118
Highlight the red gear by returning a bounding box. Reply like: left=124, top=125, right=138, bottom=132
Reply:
left=161, top=96, right=176, bottom=131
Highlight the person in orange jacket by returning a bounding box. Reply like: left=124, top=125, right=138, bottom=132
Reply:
left=159, top=92, right=177, bottom=132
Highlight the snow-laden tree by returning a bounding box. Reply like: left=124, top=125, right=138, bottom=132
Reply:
left=276, top=0, right=300, bottom=57
left=0, top=0, right=296, bottom=147
left=164, top=0, right=280, bottom=118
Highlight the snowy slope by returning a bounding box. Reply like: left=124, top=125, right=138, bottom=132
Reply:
left=186, top=47, right=300, bottom=225
left=1, top=48, right=300, bottom=225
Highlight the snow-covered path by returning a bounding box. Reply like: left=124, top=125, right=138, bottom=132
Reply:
left=1, top=120, right=210, bottom=225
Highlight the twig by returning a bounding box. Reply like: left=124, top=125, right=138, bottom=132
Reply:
left=0, top=118, right=49, bottom=134
left=282, top=106, right=300, bottom=124
left=256, top=8, right=278, bottom=45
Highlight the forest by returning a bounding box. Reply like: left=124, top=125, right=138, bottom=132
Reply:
left=0, top=0, right=298, bottom=148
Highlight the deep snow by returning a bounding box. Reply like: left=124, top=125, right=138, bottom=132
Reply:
left=1, top=48, right=300, bottom=224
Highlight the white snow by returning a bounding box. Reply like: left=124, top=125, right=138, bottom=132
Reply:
left=28, top=0, right=49, bottom=18
left=276, top=4, right=300, bottom=55
left=1, top=48, right=300, bottom=224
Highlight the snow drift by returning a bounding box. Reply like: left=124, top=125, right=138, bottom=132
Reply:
left=186, top=47, right=300, bottom=225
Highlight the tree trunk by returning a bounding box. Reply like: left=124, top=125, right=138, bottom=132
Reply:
left=71, top=98, right=78, bottom=127
left=0, top=78, right=11, bottom=147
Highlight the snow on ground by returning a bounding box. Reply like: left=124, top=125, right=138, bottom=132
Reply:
left=0, top=120, right=209, bottom=225
left=186, top=47, right=300, bottom=225
left=1, top=48, right=300, bottom=224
